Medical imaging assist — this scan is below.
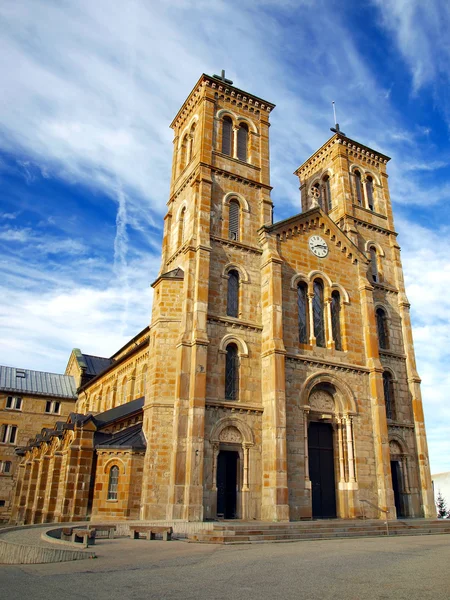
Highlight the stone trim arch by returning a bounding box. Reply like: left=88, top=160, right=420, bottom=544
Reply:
left=103, top=456, right=126, bottom=474
left=383, top=365, right=398, bottom=381
left=389, top=433, right=408, bottom=456
left=216, top=108, right=238, bottom=122
left=374, top=301, right=392, bottom=319
left=221, top=262, right=249, bottom=283
left=210, top=416, right=254, bottom=446
left=216, top=109, right=258, bottom=134
left=290, top=272, right=309, bottom=289
left=364, top=239, right=385, bottom=257
left=330, top=282, right=350, bottom=304
left=300, top=371, right=358, bottom=415
left=362, top=168, right=381, bottom=187
left=218, top=334, right=249, bottom=357
left=176, top=202, right=188, bottom=221
left=308, top=270, right=333, bottom=289
left=235, top=115, right=258, bottom=133
left=223, top=191, right=250, bottom=213
left=178, top=114, right=200, bottom=147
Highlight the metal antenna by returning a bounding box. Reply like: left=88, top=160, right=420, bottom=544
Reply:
left=330, top=100, right=346, bottom=137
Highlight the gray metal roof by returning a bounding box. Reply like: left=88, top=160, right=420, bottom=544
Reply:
left=93, top=396, right=144, bottom=427
left=81, top=354, right=113, bottom=376
left=96, top=423, right=146, bottom=450
left=0, top=365, right=77, bottom=399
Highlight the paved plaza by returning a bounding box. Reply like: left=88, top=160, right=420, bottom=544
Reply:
left=1, top=534, right=450, bottom=600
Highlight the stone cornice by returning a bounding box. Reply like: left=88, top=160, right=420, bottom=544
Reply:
left=286, top=353, right=370, bottom=374
left=207, top=315, right=262, bottom=332
left=206, top=399, right=263, bottom=414
left=210, top=235, right=262, bottom=254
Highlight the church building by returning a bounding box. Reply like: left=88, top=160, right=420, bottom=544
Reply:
left=11, top=73, right=436, bottom=524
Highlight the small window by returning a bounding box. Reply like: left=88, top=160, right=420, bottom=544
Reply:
left=107, top=465, right=119, bottom=500
left=225, top=343, right=239, bottom=400
left=331, top=291, right=342, bottom=351
left=0, top=500, right=5, bottom=507
left=376, top=308, right=389, bottom=350
left=178, top=206, right=186, bottom=247
left=383, top=371, right=396, bottom=420
left=0, top=425, right=17, bottom=445
left=187, top=122, right=196, bottom=163
left=354, top=170, right=363, bottom=206
left=6, top=396, right=22, bottom=410
left=322, top=175, right=332, bottom=212
left=237, top=123, right=248, bottom=161
left=1, top=461, right=12, bottom=474
left=227, top=270, right=240, bottom=318
left=312, top=279, right=325, bottom=348
left=228, top=200, right=240, bottom=241
left=45, top=401, right=60, bottom=414
left=297, top=282, right=308, bottom=344
left=370, top=246, right=378, bottom=283
left=179, top=134, right=188, bottom=171
left=222, top=117, right=233, bottom=156
left=366, top=176, right=374, bottom=211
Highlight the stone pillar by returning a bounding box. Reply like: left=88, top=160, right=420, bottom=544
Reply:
left=337, top=418, right=346, bottom=482
left=32, top=451, right=50, bottom=523
left=43, top=451, right=63, bottom=522
left=10, top=460, right=26, bottom=524
left=345, top=416, right=356, bottom=482
left=24, top=457, right=39, bottom=524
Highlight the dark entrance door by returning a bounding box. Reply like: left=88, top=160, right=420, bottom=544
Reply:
left=217, top=450, right=238, bottom=519
left=308, top=421, right=337, bottom=518
left=391, top=460, right=404, bottom=517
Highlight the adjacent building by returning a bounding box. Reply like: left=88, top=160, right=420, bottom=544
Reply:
left=11, top=73, right=436, bottom=524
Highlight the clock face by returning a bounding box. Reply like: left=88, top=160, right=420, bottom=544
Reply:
left=308, top=235, right=329, bottom=258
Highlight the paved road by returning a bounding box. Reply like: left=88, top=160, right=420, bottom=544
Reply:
left=1, top=535, right=449, bottom=600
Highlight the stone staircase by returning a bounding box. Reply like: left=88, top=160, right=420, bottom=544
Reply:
left=188, top=519, right=450, bottom=544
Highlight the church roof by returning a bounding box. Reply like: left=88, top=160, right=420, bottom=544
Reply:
left=0, top=365, right=77, bottom=399
left=95, top=423, right=146, bottom=450
left=78, top=353, right=113, bottom=377
left=92, top=396, right=145, bottom=428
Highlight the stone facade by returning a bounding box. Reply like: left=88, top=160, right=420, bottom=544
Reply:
left=11, top=73, right=436, bottom=524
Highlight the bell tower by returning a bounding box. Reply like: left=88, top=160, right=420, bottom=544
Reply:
left=294, top=132, right=435, bottom=518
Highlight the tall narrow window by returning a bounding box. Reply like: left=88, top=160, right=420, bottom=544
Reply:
left=370, top=246, right=378, bottom=282
left=383, top=371, right=396, bottom=420
left=297, top=282, right=308, bottom=344
left=107, top=465, right=119, bottom=500
left=331, top=291, right=342, bottom=350
left=222, top=116, right=233, bottom=156
left=225, top=343, right=239, bottom=400
left=376, top=308, right=389, bottom=349
left=178, top=207, right=186, bottom=247
left=227, top=269, right=239, bottom=318
left=228, top=199, right=240, bottom=241
left=366, top=175, right=374, bottom=211
left=237, top=123, right=248, bottom=161
left=312, top=182, right=322, bottom=209
left=322, top=175, right=332, bottom=212
left=313, top=279, right=325, bottom=347
left=188, top=122, right=196, bottom=163
left=0, top=425, right=17, bottom=444
left=179, top=135, right=188, bottom=171
left=354, top=170, right=363, bottom=206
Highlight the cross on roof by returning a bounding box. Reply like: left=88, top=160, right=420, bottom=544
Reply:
left=212, top=69, right=233, bottom=85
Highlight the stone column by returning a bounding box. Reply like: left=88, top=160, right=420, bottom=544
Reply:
left=308, top=292, right=316, bottom=345
left=345, top=416, right=356, bottom=482
left=303, top=409, right=311, bottom=488
left=325, top=297, right=334, bottom=349
left=337, top=418, right=346, bottom=482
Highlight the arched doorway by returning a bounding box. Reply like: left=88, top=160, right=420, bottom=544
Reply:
left=209, top=418, right=254, bottom=520
left=389, top=439, right=411, bottom=518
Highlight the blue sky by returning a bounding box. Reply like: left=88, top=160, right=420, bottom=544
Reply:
left=0, top=0, right=449, bottom=474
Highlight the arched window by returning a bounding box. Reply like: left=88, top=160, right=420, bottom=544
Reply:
left=322, top=175, right=332, bottom=212
left=237, top=123, right=248, bottom=161
left=370, top=246, right=378, bottom=282
left=187, top=122, right=196, bottom=163
left=376, top=307, right=389, bottom=349
left=331, top=291, right=342, bottom=350
left=366, top=175, right=374, bottom=211
left=313, top=279, right=325, bottom=347
left=312, top=182, right=322, bottom=209
left=297, top=282, right=308, bottom=344
left=178, top=206, right=186, bottom=246
left=225, top=343, right=239, bottom=400
left=107, top=465, right=119, bottom=500
left=354, top=170, right=363, bottom=206
left=227, top=269, right=239, bottom=318
left=383, top=371, right=396, bottom=420
left=228, top=199, right=240, bottom=241
left=179, top=134, right=188, bottom=171
left=222, top=116, right=233, bottom=156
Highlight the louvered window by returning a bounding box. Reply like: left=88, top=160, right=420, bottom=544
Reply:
left=354, top=170, right=363, bottom=206
left=107, top=465, right=119, bottom=500
left=179, top=135, right=188, bottom=171
left=225, top=344, right=239, bottom=400
left=313, top=279, right=325, bottom=347
left=297, top=283, right=308, bottom=344
left=331, top=291, right=342, bottom=350
left=222, top=117, right=233, bottom=156
left=178, top=207, right=186, bottom=246
left=237, top=124, right=248, bottom=161
left=376, top=308, right=389, bottom=349
left=227, top=270, right=239, bottom=318
left=228, top=200, right=240, bottom=241
left=383, top=371, right=395, bottom=420
left=323, top=176, right=332, bottom=212
left=366, top=176, right=374, bottom=210
left=370, top=246, right=378, bottom=282
left=188, top=122, right=196, bottom=163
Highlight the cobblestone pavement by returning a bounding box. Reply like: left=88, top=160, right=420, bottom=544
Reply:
left=1, top=534, right=450, bottom=600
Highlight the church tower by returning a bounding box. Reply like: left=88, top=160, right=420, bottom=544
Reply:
left=141, top=73, right=435, bottom=522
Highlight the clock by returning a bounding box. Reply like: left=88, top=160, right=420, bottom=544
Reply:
left=308, top=235, right=329, bottom=258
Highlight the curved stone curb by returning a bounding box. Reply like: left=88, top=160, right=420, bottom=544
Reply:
left=0, top=524, right=96, bottom=564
